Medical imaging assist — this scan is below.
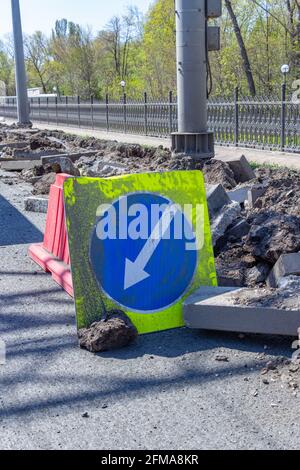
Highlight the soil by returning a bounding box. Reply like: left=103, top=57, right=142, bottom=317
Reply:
left=78, top=310, right=138, bottom=353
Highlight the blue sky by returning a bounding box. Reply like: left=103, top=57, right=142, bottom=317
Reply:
left=0, top=0, right=152, bottom=37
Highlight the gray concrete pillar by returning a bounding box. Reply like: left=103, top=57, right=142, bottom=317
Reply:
left=172, top=0, right=214, bottom=159
left=11, top=0, right=31, bottom=126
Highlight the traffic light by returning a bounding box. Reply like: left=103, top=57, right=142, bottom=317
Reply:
left=206, top=0, right=222, bottom=51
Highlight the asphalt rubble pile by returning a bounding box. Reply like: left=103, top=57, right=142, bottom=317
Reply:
left=2, top=123, right=300, bottom=353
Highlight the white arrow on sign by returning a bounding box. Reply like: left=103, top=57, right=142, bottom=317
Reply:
left=124, top=205, right=179, bottom=290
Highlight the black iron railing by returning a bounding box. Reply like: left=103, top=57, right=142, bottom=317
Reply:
left=1, top=87, right=299, bottom=153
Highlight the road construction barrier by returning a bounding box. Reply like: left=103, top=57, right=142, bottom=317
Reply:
left=64, top=171, right=217, bottom=334
left=28, top=173, right=73, bottom=296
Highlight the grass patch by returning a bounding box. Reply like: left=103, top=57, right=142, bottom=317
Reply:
left=250, top=161, right=282, bottom=170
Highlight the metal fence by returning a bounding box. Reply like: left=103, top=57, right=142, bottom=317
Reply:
left=0, top=87, right=299, bottom=153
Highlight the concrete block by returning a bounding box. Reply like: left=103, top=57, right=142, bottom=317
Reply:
left=25, top=197, right=48, bottom=214
left=1, top=160, right=39, bottom=171
left=206, top=184, right=230, bottom=215
left=227, top=187, right=251, bottom=204
left=267, top=253, right=300, bottom=288
left=248, top=186, right=267, bottom=208
left=42, top=151, right=97, bottom=165
left=184, top=286, right=300, bottom=336
left=218, top=155, right=256, bottom=183
left=211, top=201, right=241, bottom=246
left=0, top=142, right=28, bottom=151
left=14, top=149, right=64, bottom=160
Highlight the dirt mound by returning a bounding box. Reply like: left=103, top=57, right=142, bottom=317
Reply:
left=202, top=159, right=237, bottom=189
left=78, top=310, right=138, bottom=353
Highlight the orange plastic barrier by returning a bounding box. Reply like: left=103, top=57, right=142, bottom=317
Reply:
left=28, top=174, right=74, bottom=296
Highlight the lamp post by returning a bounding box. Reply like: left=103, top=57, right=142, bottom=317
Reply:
left=11, top=0, right=31, bottom=126
left=281, top=64, right=290, bottom=86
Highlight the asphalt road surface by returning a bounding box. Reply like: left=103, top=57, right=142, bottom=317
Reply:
left=0, top=170, right=299, bottom=450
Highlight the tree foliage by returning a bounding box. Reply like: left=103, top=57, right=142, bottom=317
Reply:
left=0, top=0, right=299, bottom=99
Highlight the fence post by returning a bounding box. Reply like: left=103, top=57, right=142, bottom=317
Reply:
left=234, top=87, right=239, bottom=146
left=123, top=93, right=127, bottom=134
left=38, top=97, right=41, bottom=121
left=65, top=96, right=68, bottom=126
left=90, top=94, right=94, bottom=129
left=106, top=94, right=109, bottom=132
left=55, top=96, right=58, bottom=126
left=77, top=95, right=81, bottom=128
left=144, top=92, right=148, bottom=136
left=47, top=97, right=49, bottom=124
left=281, top=83, right=286, bottom=151
left=169, top=91, right=173, bottom=134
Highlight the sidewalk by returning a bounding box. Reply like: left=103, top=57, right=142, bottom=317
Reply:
left=2, top=118, right=300, bottom=170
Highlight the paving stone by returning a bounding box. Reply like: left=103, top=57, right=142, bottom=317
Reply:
left=184, top=286, right=300, bottom=336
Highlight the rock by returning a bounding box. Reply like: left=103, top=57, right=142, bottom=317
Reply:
left=245, top=212, right=300, bottom=264
left=245, top=264, right=270, bottom=287
left=211, top=201, right=241, bottom=246
left=32, top=173, right=56, bottom=195
left=206, top=184, right=231, bottom=216
left=78, top=310, right=138, bottom=353
left=267, top=254, right=300, bottom=288
left=25, top=197, right=48, bottom=214
left=215, top=355, right=229, bottom=362
left=94, top=161, right=127, bottom=177
left=42, top=156, right=80, bottom=177
left=226, top=219, right=251, bottom=241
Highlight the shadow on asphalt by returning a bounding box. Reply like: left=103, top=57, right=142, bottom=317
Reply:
left=101, top=328, right=294, bottom=360
left=0, top=194, right=43, bottom=246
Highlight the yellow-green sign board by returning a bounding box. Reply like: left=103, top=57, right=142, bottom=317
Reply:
left=64, top=171, right=217, bottom=334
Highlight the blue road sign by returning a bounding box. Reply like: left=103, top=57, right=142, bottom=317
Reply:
left=90, top=192, right=198, bottom=313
